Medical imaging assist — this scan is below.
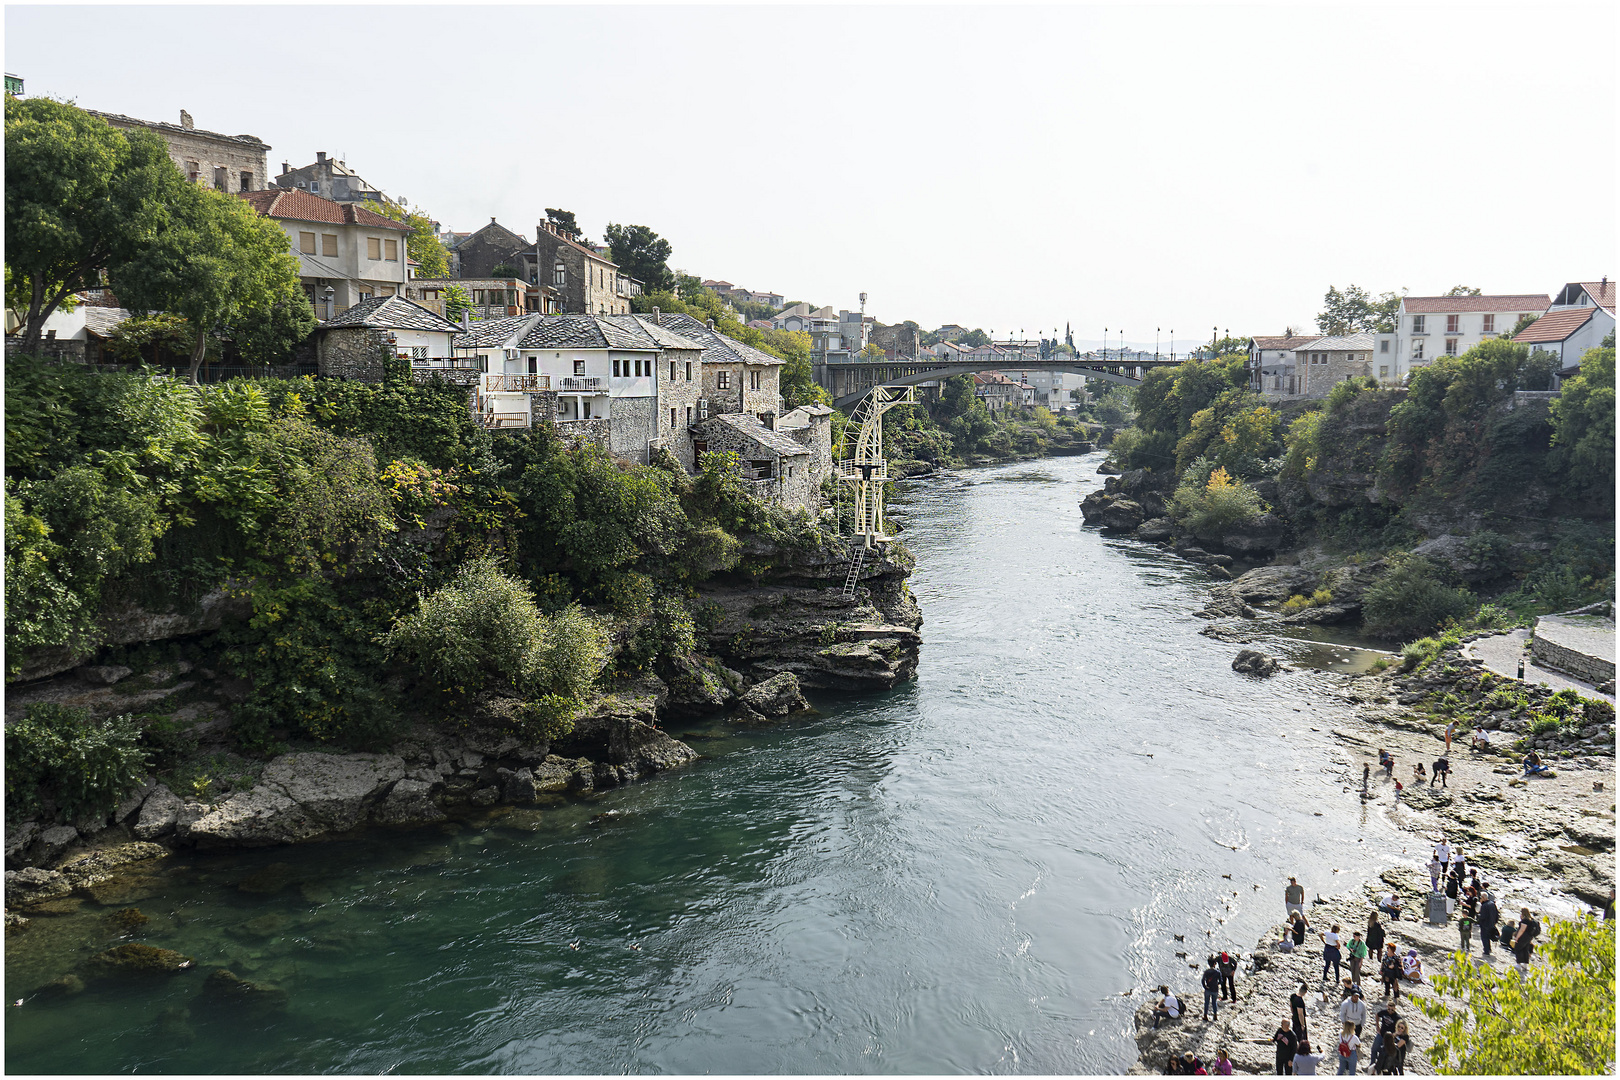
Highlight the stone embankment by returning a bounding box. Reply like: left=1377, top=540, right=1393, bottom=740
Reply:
left=1130, top=623, right=1615, bottom=1074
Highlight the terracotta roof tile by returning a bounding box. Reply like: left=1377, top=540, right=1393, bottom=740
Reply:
left=1403, top=294, right=1548, bottom=314
left=1250, top=334, right=1311, bottom=350
left=1577, top=281, right=1615, bottom=313
left=238, top=189, right=409, bottom=231
left=1513, top=308, right=1596, bottom=344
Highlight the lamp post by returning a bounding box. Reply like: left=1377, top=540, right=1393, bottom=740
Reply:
left=1102, top=328, right=1107, bottom=363
left=1156, top=327, right=1160, bottom=360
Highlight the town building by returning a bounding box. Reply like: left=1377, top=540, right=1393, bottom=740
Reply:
left=691, top=412, right=818, bottom=506
left=90, top=108, right=270, bottom=193
left=1290, top=333, right=1375, bottom=398
left=1514, top=279, right=1616, bottom=385
left=273, top=152, right=389, bottom=205
left=1374, top=293, right=1549, bottom=381
left=404, top=278, right=558, bottom=319
left=450, top=219, right=531, bottom=282
left=974, top=371, right=1026, bottom=412
left=511, top=220, right=637, bottom=315
left=4, top=298, right=132, bottom=364
left=1247, top=332, right=1311, bottom=397
left=653, top=311, right=786, bottom=421
left=239, top=188, right=413, bottom=317
left=932, top=324, right=968, bottom=343
left=315, top=295, right=463, bottom=381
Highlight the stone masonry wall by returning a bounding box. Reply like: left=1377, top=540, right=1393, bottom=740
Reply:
left=96, top=114, right=268, bottom=193
left=655, top=347, right=704, bottom=472
left=317, top=327, right=388, bottom=382
left=609, top=395, right=656, bottom=463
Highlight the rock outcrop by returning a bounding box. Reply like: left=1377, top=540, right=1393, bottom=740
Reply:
left=1231, top=650, right=1282, bottom=677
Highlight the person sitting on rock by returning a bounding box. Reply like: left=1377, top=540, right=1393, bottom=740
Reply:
left=1400, top=949, right=1424, bottom=983
left=1471, top=728, right=1490, bottom=751
left=1377, top=893, right=1402, bottom=921
left=1211, top=1047, right=1233, bottom=1075
left=1523, top=750, right=1548, bottom=775
left=1378, top=748, right=1394, bottom=777
left=1153, top=986, right=1182, bottom=1029
left=1413, top=762, right=1426, bottom=783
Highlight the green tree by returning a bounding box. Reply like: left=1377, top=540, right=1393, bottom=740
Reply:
left=5, top=96, right=185, bottom=353
left=545, top=207, right=580, bottom=238
left=604, top=223, right=676, bottom=292
left=1317, top=284, right=1402, bottom=335
left=1418, top=915, right=1613, bottom=1074
left=443, top=283, right=472, bottom=323
left=1361, top=553, right=1476, bottom=638
left=959, top=328, right=990, bottom=348
left=1443, top=285, right=1483, bottom=297
left=1548, top=343, right=1615, bottom=510
left=362, top=200, right=450, bottom=279
left=111, top=184, right=309, bottom=383
left=490, top=263, right=519, bottom=279
left=106, top=312, right=195, bottom=366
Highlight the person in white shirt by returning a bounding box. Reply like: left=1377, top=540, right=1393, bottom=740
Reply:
left=1434, top=839, right=1450, bottom=865
left=1152, top=986, right=1181, bottom=1029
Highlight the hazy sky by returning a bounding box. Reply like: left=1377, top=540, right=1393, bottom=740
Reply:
left=7, top=4, right=1616, bottom=346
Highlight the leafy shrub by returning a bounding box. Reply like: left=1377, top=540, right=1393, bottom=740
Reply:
left=1362, top=554, right=1477, bottom=639
left=1526, top=714, right=1563, bottom=737
left=5, top=705, right=147, bottom=819
left=1169, top=466, right=1266, bottom=539
left=1368, top=657, right=1393, bottom=673
left=1467, top=603, right=1520, bottom=631
left=1282, top=588, right=1334, bottom=612
left=1463, top=531, right=1516, bottom=579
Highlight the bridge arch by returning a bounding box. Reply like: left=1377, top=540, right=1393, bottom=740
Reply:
left=828, top=361, right=1155, bottom=411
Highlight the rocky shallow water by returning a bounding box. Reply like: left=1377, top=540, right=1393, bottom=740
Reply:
left=5, top=453, right=1610, bottom=1074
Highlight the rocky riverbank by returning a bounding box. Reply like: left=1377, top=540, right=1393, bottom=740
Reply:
left=4, top=536, right=921, bottom=917
left=1128, top=646, right=1615, bottom=1074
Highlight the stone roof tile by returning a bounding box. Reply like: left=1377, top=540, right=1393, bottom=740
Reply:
left=322, top=295, right=463, bottom=334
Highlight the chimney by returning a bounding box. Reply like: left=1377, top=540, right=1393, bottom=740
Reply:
left=706, top=318, right=715, bottom=330
left=461, top=310, right=470, bottom=329
left=316, top=151, right=327, bottom=165
left=652, top=306, right=660, bottom=325
left=179, top=109, right=193, bottom=130
left=490, top=216, right=497, bottom=225
left=281, top=160, right=289, bottom=174
left=762, top=411, right=776, bottom=430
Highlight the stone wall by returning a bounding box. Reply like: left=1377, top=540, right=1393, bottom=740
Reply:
left=317, top=327, right=388, bottom=382
left=692, top=416, right=817, bottom=512
left=871, top=321, right=920, bottom=359
left=1302, top=354, right=1373, bottom=398
left=654, top=347, right=704, bottom=472
left=609, top=395, right=656, bottom=462
left=94, top=112, right=269, bottom=193
left=703, top=363, right=782, bottom=419
left=1532, top=615, right=1616, bottom=685
left=555, top=417, right=612, bottom=453
left=5, top=336, right=86, bottom=363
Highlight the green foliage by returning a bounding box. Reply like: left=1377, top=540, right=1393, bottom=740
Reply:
left=1316, top=283, right=1401, bottom=335
left=5, top=704, right=147, bottom=820
left=1548, top=344, right=1614, bottom=512
left=443, top=283, right=472, bottom=324
left=249, top=417, right=394, bottom=575
left=1418, top=915, right=1614, bottom=1074
left=544, top=208, right=579, bottom=237
left=106, top=313, right=196, bottom=366
left=1281, top=409, right=1323, bottom=481
left=1281, top=588, right=1333, bottom=612
left=604, top=222, right=675, bottom=293
left=1361, top=554, right=1477, bottom=640
left=1169, top=466, right=1266, bottom=539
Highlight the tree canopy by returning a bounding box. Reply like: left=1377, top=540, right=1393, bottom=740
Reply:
left=363, top=200, right=449, bottom=278
left=545, top=207, right=579, bottom=238
left=4, top=95, right=184, bottom=352
left=1444, top=285, right=1483, bottom=297
left=604, top=223, right=676, bottom=292
left=1317, top=284, right=1402, bottom=335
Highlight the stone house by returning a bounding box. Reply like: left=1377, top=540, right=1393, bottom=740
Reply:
left=273, top=152, right=388, bottom=205
left=1248, top=332, right=1310, bottom=398
left=1292, top=333, right=1375, bottom=398
left=315, top=295, right=463, bottom=381
left=90, top=108, right=270, bottom=193
left=1514, top=280, right=1617, bottom=386
left=239, top=189, right=412, bottom=317
left=1374, top=293, right=1549, bottom=382
left=404, top=278, right=557, bottom=319
left=450, top=219, right=531, bottom=281
left=649, top=312, right=784, bottom=421
left=527, top=220, right=636, bottom=316
left=691, top=412, right=818, bottom=509
left=870, top=321, right=920, bottom=359
left=4, top=300, right=132, bottom=364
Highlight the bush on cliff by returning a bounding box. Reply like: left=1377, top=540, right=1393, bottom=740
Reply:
left=1169, top=466, right=1266, bottom=539
left=1361, top=553, right=1476, bottom=639
left=5, top=704, right=148, bottom=820
left=1548, top=342, right=1615, bottom=514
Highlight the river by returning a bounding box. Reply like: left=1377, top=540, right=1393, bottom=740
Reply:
left=5, top=453, right=1413, bottom=1074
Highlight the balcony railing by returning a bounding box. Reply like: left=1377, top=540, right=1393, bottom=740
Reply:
left=558, top=376, right=603, bottom=391
left=483, top=373, right=550, bottom=392
left=484, top=411, right=530, bottom=429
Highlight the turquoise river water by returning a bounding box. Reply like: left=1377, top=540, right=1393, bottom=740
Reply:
left=5, top=452, right=1411, bottom=1074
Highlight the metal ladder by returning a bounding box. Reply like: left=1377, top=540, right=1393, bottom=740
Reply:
left=841, top=543, right=866, bottom=601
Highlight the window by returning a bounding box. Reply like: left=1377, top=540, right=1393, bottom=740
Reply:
left=410, top=346, right=428, bottom=360
left=717, top=370, right=731, bottom=389
left=1446, top=314, right=1459, bottom=333
left=612, top=359, right=621, bottom=377
left=553, top=262, right=565, bottom=286
left=186, top=160, right=200, bottom=183
left=321, top=233, right=338, bottom=257
left=1379, top=339, right=1389, bottom=353
left=299, top=231, right=317, bottom=254
left=1411, top=315, right=1426, bottom=333
left=1379, top=365, right=1389, bottom=379
left=750, top=369, right=762, bottom=390
left=685, top=361, right=692, bottom=381
left=685, top=406, right=692, bottom=426
left=384, top=239, right=398, bottom=261
left=1482, top=314, right=1495, bottom=333
left=573, top=359, right=586, bottom=375
left=380, top=286, right=395, bottom=296
left=670, top=361, right=677, bottom=381
left=1445, top=338, right=1458, bottom=355
left=212, top=166, right=227, bottom=191
left=239, top=171, right=253, bottom=192
left=367, top=237, right=382, bottom=260
left=670, top=408, right=677, bottom=429
left=1412, top=340, right=1425, bottom=361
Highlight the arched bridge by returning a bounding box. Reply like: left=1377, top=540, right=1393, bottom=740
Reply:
left=821, top=358, right=1182, bottom=410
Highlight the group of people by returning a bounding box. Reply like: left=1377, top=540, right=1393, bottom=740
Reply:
left=1271, top=984, right=1414, bottom=1075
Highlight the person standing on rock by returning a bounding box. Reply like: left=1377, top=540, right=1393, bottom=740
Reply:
left=1379, top=945, right=1402, bottom=1000
left=1217, top=950, right=1238, bottom=1001
left=1365, top=913, right=1385, bottom=961
left=1272, top=1017, right=1298, bottom=1075
left=1293, top=1039, right=1323, bottom=1076
left=1291, top=982, right=1311, bottom=1044
left=1291, top=911, right=1311, bottom=950
left=1427, top=855, right=1443, bottom=894
left=1511, top=908, right=1540, bottom=976
left=1457, top=904, right=1475, bottom=955
left=1477, top=893, right=1499, bottom=960
left=1605, top=888, right=1614, bottom=921
left=1434, top=838, right=1450, bottom=866
left=1338, top=986, right=1366, bottom=1038
left=1201, top=956, right=1222, bottom=1021
left=1444, top=720, right=1456, bottom=753
left=1431, top=755, right=1450, bottom=787
left=1286, top=877, right=1306, bottom=920
left=1369, top=999, right=1399, bottom=1076
left=1320, top=924, right=1344, bottom=985
left=1334, top=1029, right=1360, bottom=1075
left=1347, top=931, right=1369, bottom=985
left=1361, top=763, right=1370, bottom=795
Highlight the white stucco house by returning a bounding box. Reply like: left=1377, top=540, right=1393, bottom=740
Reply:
left=1514, top=279, right=1616, bottom=385
left=1373, top=292, right=1549, bottom=382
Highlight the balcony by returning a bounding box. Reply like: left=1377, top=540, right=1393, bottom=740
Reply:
left=558, top=376, right=603, bottom=391
left=483, top=372, right=550, bottom=392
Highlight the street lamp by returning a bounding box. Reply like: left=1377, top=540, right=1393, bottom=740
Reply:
left=321, top=285, right=335, bottom=321
left=1103, top=328, right=1108, bottom=363
left=1156, top=327, right=1160, bottom=360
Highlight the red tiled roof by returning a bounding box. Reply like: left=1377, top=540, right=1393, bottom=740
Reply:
left=1578, top=280, right=1615, bottom=313
left=238, top=189, right=409, bottom=231
left=1403, top=294, right=1548, bottom=314
left=1513, top=307, right=1595, bottom=344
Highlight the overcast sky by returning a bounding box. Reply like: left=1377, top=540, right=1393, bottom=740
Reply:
left=7, top=4, right=1615, bottom=347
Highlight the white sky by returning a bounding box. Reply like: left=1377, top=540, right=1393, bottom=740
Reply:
left=6, top=4, right=1616, bottom=347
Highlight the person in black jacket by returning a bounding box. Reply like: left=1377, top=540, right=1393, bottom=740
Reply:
left=1201, top=957, right=1222, bottom=1020
left=1365, top=912, right=1385, bottom=961
left=1379, top=945, right=1403, bottom=1000
left=1477, top=894, right=1499, bottom=959
left=1217, top=950, right=1238, bottom=1001
left=1272, top=1017, right=1298, bottom=1074
left=1290, top=982, right=1310, bottom=1043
